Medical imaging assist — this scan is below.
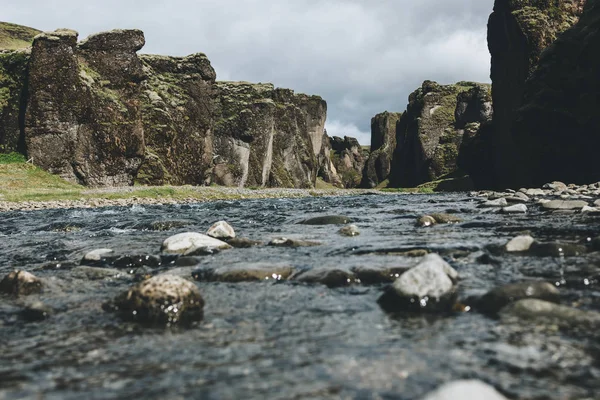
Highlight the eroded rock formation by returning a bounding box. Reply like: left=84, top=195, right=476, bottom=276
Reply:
left=361, top=111, right=402, bottom=188
left=328, top=135, right=367, bottom=188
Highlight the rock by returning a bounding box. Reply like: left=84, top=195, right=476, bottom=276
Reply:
left=291, top=268, right=356, bottom=288
left=226, top=237, right=262, bottom=248
left=377, top=254, right=458, bottom=312
left=20, top=301, right=53, bottom=322
left=338, top=224, right=360, bottom=237
left=430, top=213, right=462, bottom=224
left=161, top=232, right=232, bottom=255
left=501, top=204, right=527, bottom=214
left=479, top=198, right=508, bottom=208
left=175, top=256, right=202, bottom=267
left=81, top=248, right=116, bottom=266
left=541, top=200, right=589, bottom=210
left=112, top=255, right=161, bottom=269
left=196, top=263, right=294, bottom=283
left=25, top=29, right=146, bottom=186
left=300, top=215, right=352, bottom=225
left=416, top=215, right=437, bottom=227
left=206, top=221, right=235, bottom=240
left=544, top=181, right=568, bottom=192
left=268, top=237, right=321, bottom=247
left=421, top=380, right=507, bottom=400
left=505, top=235, right=535, bottom=252
left=526, top=189, right=546, bottom=196
left=104, top=275, right=204, bottom=325
left=0, top=270, right=43, bottom=296
left=500, top=299, right=600, bottom=329
left=351, top=266, right=410, bottom=285
left=148, top=221, right=190, bottom=231
left=328, top=136, right=368, bottom=188
left=71, top=266, right=129, bottom=280
left=476, top=281, right=560, bottom=315
left=389, top=81, right=491, bottom=188
left=183, top=247, right=222, bottom=257
left=528, top=242, right=587, bottom=257
left=361, top=111, right=402, bottom=188
left=581, top=206, right=600, bottom=214
left=594, top=199, right=600, bottom=207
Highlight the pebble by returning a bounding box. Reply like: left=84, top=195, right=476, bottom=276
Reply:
left=0, top=270, right=43, bottom=296
left=104, top=275, right=204, bottom=326
left=161, top=232, right=232, bottom=255
left=338, top=224, right=360, bottom=236
left=206, top=221, right=235, bottom=240
left=501, top=204, right=527, bottom=214
left=421, top=380, right=508, bottom=400
left=505, top=235, right=535, bottom=252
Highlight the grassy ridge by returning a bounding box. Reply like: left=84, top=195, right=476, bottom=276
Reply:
left=0, top=22, right=41, bottom=50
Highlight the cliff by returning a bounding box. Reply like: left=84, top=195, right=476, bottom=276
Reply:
left=361, top=111, right=402, bottom=188
left=328, top=136, right=367, bottom=188
left=487, top=0, right=586, bottom=188
left=0, top=26, right=331, bottom=188
left=388, top=81, right=490, bottom=188
left=508, top=0, right=600, bottom=186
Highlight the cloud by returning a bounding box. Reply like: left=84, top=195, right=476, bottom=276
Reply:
left=4, top=0, right=495, bottom=144
left=325, top=120, right=370, bottom=146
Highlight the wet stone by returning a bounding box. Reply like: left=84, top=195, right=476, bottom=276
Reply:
left=206, top=221, right=235, bottom=240
left=377, top=254, right=458, bottom=313
left=528, top=241, right=587, bottom=257
left=161, top=232, right=232, bottom=255
left=351, top=266, right=410, bottom=284
left=81, top=248, right=117, bottom=266
left=0, top=270, right=43, bottom=296
left=72, top=266, right=130, bottom=280
left=505, top=235, right=535, bottom=252
left=40, top=261, right=78, bottom=271
left=501, top=204, right=527, bottom=214
left=475, top=281, right=560, bottom=315
left=291, top=268, right=356, bottom=288
left=198, top=263, right=295, bottom=283
left=338, top=224, right=360, bottom=236
left=421, top=380, right=508, bottom=400
left=20, top=301, right=53, bottom=322
left=479, top=198, right=508, bottom=208
left=183, top=246, right=222, bottom=257
left=175, top=256, right=202, bottom=267
left=299, top=215, right=352, bottom=225
left=148, top=220, right=189, bottom=231
left=541, top=200, right=589, bottom=210
left=430, top=213, right=463, bottom=224
left=500, top=299, right=600, bottom=329
left=226, top=237, right=262, bottom=248
left=416, top=215, right=437, bottom=227
left=104, top=275, right=204, bottom=326
left=268, top=237, right=321, bottom=247
left=113, top=255, right=161, bottom=269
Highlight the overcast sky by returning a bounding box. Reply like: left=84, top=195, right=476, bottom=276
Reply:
left=5, top=0, right=494, bottom=144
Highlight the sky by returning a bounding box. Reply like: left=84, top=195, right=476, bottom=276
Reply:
left=5, top=0, right=495, bottom=144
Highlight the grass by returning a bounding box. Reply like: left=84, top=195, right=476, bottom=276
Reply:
left=0, top=22, right=41, bottom=50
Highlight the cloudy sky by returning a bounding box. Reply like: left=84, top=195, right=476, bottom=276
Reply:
left=5, top=0, right=494, bottom=144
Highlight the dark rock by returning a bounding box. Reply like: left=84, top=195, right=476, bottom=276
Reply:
left=300, top=215, right=352, bottom=225
left=112, top=255, right=161, bottom=269
left=430, top=213, right=462, bottom=224
left=104, top=275, right=204, bottom=326
left=361, top=111, right=402, bottom=188
left=291, top=268, right=356, bottom=288
left=226, top=237, right=262, bottom=248
left=198, top=263, right=294, bottom=283
left=0, top=270, right=43, bottom=296
left=476, top=281, right=560, bottom=315
left=500, top=299, right=600, bottom=329
left=351, top=266, right=410, bottom=285
left=528, top=241, right=587, bottom=257
left=268, top=237, right=321, bottom=247
left=147, top=221, right=190, bottom=231
left=0, top=50, right=30, bottom=154
left=175, top=256, right=202, bottom=267
left=20, top=301, right=53, bottom=322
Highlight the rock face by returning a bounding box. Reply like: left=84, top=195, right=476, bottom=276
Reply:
left=0, top=50, right=29, bottom=153
left=486, top=0, right=586, bottom=188
left=25, top=29, right=146, bottom=186
left=388, top=81, right=491, bottom=188
left=327, top=135, right=367, bottom=188
left=361, top=111, right=402, bottom=188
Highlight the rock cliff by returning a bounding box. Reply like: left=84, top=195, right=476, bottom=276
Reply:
left=388, top=81, right=490, bottom=188
left=25, top=29, right=146, bottom=186
left=328, top=136, right=367, bottom=188
left=361, top=111, right=401, bottom=188
left=508, top=0, right=600, bottom=186
left=487, top=0, right=586, bottom=188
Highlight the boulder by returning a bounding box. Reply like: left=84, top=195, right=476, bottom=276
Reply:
left=161, top=232, right=232, bottom=255
left=421, top=380, right=507, bottom=400
left=0, top=270, right=43, bottom=296
left=291, top=268, right=356, bottom=288
left=361, top=111, right=402, bottom=188
left=351, top=266, right=410, bottom=285
left=338, top=224, right=360, bottom=237
left=500, top=299, right=600, bottom=329
left=105, top=275, right=204, bottom=325
left=501, top=204, right=527, bottom=213
left=505, top=235, right=535, bottom=252
left=541, top=200, right=588, bottom=210
left=476, top=281, right=560, bottom=315
left=300, top=215, right=352, bottom=225
left=377, top=254, right=458, bottom=312
left=206, top=221, right=235, bottom=240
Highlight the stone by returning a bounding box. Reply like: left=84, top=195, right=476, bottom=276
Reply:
left=71, top=266, right=129, bottom=280
left=300, top=215, right=352, bottom=225
left=226, top=237, right=262, bottom=248
left=479, top=198, right=507, bottom=208
left=430, top=213, right=462, bottom=224
left=196, top=263, right=294, bottom=283
left=351, top=266, right=410, bottom=284
left=500, top=299, right=600, bottom=329
left=377, top=254, right=458, bottom=312
left=505, top=235, right=535, bottom=252
left=81, top=248, right=116, bottom=265
left=112, top=255, right=161, bottom=269
left=421, top=380, right=507, bottom=400
left=206, top=221, right=235, bottom=240
left=175, top=256, right=202, bottom=267
left=291, top=268, right=356, bottom=288
left=104, top=275, right=204, bottom=325
left=541, top=200, right=589, bottom=210
left=501, top=204, right=527, bottom=214
left=544, top=181, right=568, bottom=192
left=20, top=301, right=53, bottom=322
left=268, top=237, right=321, bottom=247
left=526, top=189, right=546, bottom=196
left=581, top=206, right=600, bottom=214
left=161, top=232, right=232, bottom=255
left=0, top=270, right=43, bottom=296
left=338, top=224, right=360, bottom=237
left=528, top=242, right=587, bottom=257
left=476, top=281, right=560, bottom=315
left=416, top=215, right=437, bottom=227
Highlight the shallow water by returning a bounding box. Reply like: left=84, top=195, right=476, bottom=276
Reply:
left=1, top=193, right=599, bottom=399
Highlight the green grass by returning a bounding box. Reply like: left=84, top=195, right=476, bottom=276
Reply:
left=0, top=152, right=26, bottom=164
left=0, top=22, right=41, bottom=50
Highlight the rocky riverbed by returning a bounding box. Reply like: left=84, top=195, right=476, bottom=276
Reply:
left=1, top=186, right=600, bottom=399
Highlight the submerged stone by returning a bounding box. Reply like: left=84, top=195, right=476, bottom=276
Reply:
left=476, top=281, right=560, bottom=315
left=268, top=237, right=321, bottom=247
left=105, top=275, right=204, bottom=326
left=299, top=215, right=352, bottom=225
left=351, top=266, right=410, bottom=284
left=528, top=242, right=587, bottom=257
left=161, top=232, right=232, bottom=254
left=338, top=224, right=360, bottom=236
left=226, top=237, right=263, bottom=248
left=416, top=215, right=437, bottom=227
left=81, top=249, right=116, bottom=266
left=500, top=299, right=600, bottom=329
left=291, top=268, right=356, bottom=288
left=197, top=263, right=295, bottom=283
left=0, top=270, right=43, bottom=296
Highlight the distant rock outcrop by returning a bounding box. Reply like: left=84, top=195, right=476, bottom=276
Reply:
left=361, top=111, right=401, bottom=188
left=388, top=81, right=490, bottom=188
left=486, top=0, right=586, bottom=188
left=25, top=29, right=146, bottom=186
left=328, top=136, right=368, bottom=188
